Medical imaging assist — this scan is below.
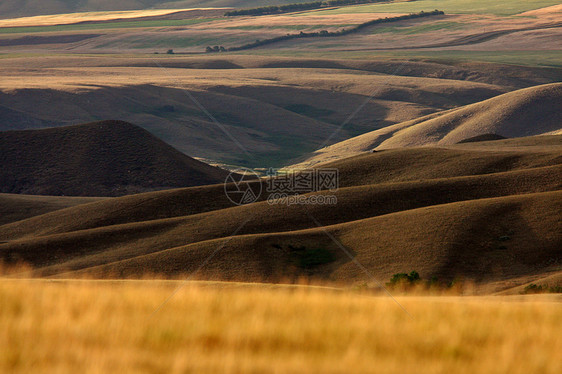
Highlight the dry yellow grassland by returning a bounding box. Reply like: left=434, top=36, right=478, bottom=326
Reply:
left=1, top=279, right=560, bottom=373
left=0, top=9, right=223, bottom=27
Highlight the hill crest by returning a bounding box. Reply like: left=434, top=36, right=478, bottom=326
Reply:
left=292, top=83, right=562, bottom=167
left=0, top=120, right=233, bottom=196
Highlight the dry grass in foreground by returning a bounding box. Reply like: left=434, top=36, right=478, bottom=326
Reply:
left=1, top=279, right=560, bottom=374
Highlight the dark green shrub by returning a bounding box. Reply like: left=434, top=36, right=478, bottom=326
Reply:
left=388, top=273, right=410, bottom=284
left=285, top=245, right=336, bottom=269
left=549, top=285, right=562, bottom=293
left=524, top=284, right=544, bottom=294
left=298, top=248, right=335, bottom=269
left=523, top=284, right=562, bottom=294
left=387, top=271, right=421, bottom=286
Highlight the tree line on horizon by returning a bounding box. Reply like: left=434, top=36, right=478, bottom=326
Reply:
left=207, top=10, right=444, bottom=53
left=224, top=0, right=389, bottom=17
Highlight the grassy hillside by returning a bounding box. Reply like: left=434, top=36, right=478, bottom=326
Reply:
left=0, top=194, right=104, bottom=225
left=294, top=84, right=562, bottom=167
left=4, top=54, right=561, bottom=167
left=0, top=0, right=559, bottom=296
left=2, top=0, right=559, bottom=20
left=0, top=0, right=314, bottom=19
left=0, top=9, right=224, bottom=28
left=376, top=83, right=562, bottom=149
left=2, top=138, right=559, bottom=236
left=30, top=190, right=556, bottom=288
left=0, top=105, right=58, bottom=130
left=310, top=0, right=562, bottom=16
left=0, top=120, right=234, bottom=196
left=1, top=1, right=560, bottom=168
left=1, top=137, right=560, bottom=291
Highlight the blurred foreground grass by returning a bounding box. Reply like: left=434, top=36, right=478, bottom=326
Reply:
left=0, top=279, right=560, bottom=373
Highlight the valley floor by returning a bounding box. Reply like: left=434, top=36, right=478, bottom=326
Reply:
left=1, top=279, right=560, bottom=373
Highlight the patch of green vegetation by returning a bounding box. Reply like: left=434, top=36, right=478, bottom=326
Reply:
left=247, top=49, right=562, bottom=68
left=387, top=271, right=421, bottom=286
left=385, top=50, right=562, bottom=68
left=224, top=24, right=356, bottom=30
left=96, top=34, right=244, bottom=49
left=228, top=10, right=444, bottom=51
left=299, top=248, right=336, bottom=269
left=523, top=284, right=562, bottom=294
left=304, top=0, right=561, bottom=16
left=225, top=25, right=276, bottom=30
left=0, top=18, right=217, bottom=34
left=236, top=135, right=318, bottom=168
left=368, top=21, right=467, bottom=35
left=286, top=245, right=336, bottom=270
left=385, top=271, right=469, bottom=291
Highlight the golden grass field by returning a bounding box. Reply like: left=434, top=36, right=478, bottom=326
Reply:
left=0, top=1, right=560, bottom=372
left=0, top=9, right=217, bottom=27
left=0, top=279, right=561, bottom=374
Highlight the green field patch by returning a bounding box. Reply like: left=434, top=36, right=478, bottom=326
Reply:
left=376, top=50, right=562, bottom=68
left=225, top=24, right=356, bottom=30
left=95, top=34, right=244, bottom=49
left=369, top=21, right=467, bottom=35
left=246, top=49, right=562, bottom=68
left=301, top=0, right=562, bottom=16
left=240, top=135, right=319, bottom=168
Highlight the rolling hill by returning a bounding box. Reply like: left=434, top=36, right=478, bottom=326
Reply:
left=0, top=120, right=235, bottom=196
left=0, top=0, right=313, bottom=19
left=0, top=193, right=104, bottom=225
left=0, top=1, right=560, bottom=293
left=294, top=83, right=562, bottom=167
left=374, top=82, right=562, bottom=148
left=4, top=54, right=561, bottom=167
left=1, top=135, right=560, bottom=293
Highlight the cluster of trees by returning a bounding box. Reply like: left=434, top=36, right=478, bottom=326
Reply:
left=223, top=10, right=444, bottom=52
left=524, top=283, right=562, bottom=294
left=224, top=0, right=387, bottom=17
left=206, top=46, right=227, bottom=52
left=325, top=0, right=385, bottom=6
left=225, top=2, right=323, bottom=16
left=387, top=271, right=421, bottom=286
